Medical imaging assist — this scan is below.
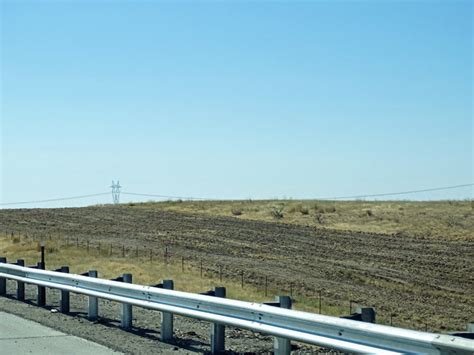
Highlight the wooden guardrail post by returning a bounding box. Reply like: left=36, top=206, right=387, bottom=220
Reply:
left=211, top=286, right=226, bottom=354
left=0, top=257, right=6, bottom=295
left=274, top=295, right=292, bottom=355
left=161, top=279, right=174, bottom=341
left=121, top=273, right=133, bottom=329
left=16, top=259, right=25, bottom=300
left=88, top=270, right=99, bottom=320
left=60, top=266, right=70, bottom=313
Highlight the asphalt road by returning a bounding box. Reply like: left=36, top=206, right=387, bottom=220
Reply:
left=0, top=311, right=120, bottom=354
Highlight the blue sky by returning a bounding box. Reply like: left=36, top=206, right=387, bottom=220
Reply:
left=1, top=0, right=472, bottom=207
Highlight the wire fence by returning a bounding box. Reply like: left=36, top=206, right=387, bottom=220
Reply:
left=1, top=229, right=450, bottom=333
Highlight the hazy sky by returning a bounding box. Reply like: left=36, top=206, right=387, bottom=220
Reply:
left=1, top=0, right=472, bottom=207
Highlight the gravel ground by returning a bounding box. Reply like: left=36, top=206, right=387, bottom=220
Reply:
left=0, top=280, right=328, bottom=354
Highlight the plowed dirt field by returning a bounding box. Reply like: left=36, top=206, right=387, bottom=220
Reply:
left=0, top=206, right=472, bottom=332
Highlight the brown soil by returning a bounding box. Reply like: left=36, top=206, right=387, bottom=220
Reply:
left=1, top=206, right=473, bottom=333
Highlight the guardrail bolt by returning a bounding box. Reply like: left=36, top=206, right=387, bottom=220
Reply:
left=211, top=286, right=226, bottom=354
left=60, top=266, right=70, bottom=313
left=0, top=257, right=7, bottom=295
left=274, top=295, right=292, bottom=355
left=121, top=273, right=133, bottom=329
left=16, top=259, right=25, bottom=300
left=88, top=270, right=99, bottom=320
left=161, top=279, right=174, bottom=342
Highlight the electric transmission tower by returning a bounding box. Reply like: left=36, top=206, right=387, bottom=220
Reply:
left=111, top=180, right=122, bottom=204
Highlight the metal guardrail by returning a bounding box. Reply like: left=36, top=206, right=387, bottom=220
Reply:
left=0, top=263, right=473, bottom=354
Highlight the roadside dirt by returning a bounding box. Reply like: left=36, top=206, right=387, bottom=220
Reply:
left=0, top=281, right=280, bottom=354
left=0, top=206, right=473, bottom=334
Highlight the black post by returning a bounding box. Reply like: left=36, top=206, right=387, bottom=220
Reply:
left=60, top=266, right=70, bottom=313
left=40, top=243, right=45, bottom=267
left=0, top=257, right=6, bottom=295
left=37, top=262, right=46, bottom=306
left=16, top=259, right=25, bottom=300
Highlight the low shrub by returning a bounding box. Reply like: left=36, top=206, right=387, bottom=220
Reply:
left=231, top=209, right=242, bottom=216
left=300, top=207, right=309, bottom=215
left=271, top=207, right=284, bottom=219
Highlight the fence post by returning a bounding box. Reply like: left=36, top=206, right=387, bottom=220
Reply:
left=37, top=262, right=46, bottom=306
left=265, top=276, right=268, bottom=296
left=121, top=273, right=133, bottom=329
left=211, top=287, right=226, bottom=354
left=16, top=259, right=25, bottom=300
left=88, top=270, right=99, bottom=320
left=161, top=280, right=174, bottom=341
left=60, top=266, right=70, bottom=313
left=274, top=296, right=292, bottom=355
left=0, top=257, right=6, bottom=295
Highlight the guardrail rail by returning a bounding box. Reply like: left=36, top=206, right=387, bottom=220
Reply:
left=0, top=262, right=473, bottom=354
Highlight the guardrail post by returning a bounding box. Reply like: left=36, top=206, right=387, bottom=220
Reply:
left=88, top=270, right=99, bottom=321
left=0, top=257, right=6, bottom=295
left=16, top=259, right=25, bottom=300
left=274, top=296, right=292, bottom=355
left=211, top=287, right=226, bottom=354
left=161, top=279, right=174, bottom=341
left=121, top=273, right=133, bottom=329
left=37, top=262, right=46, bottom=306
left=357, top=307, right=376, bottom=323
left=60, top=266, right=70, bottom=313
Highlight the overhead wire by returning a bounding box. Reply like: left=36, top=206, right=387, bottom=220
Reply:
left=0, top=192, right=110, bottom=206
left=0, top=183, right=472, bottom=206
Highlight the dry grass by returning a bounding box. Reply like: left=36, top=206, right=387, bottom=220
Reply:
left=0, top=234, right=346, bottom=318
left=131, top=199, right=474, bottom=240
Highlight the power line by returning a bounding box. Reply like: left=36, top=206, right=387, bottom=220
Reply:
left=124, top=183, right=473, bottom=202
left=0, top=183, right=472, bottom=207
left=0, top=192, right=110, bottom=206
left=313, top=183, right=473, bottom=201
